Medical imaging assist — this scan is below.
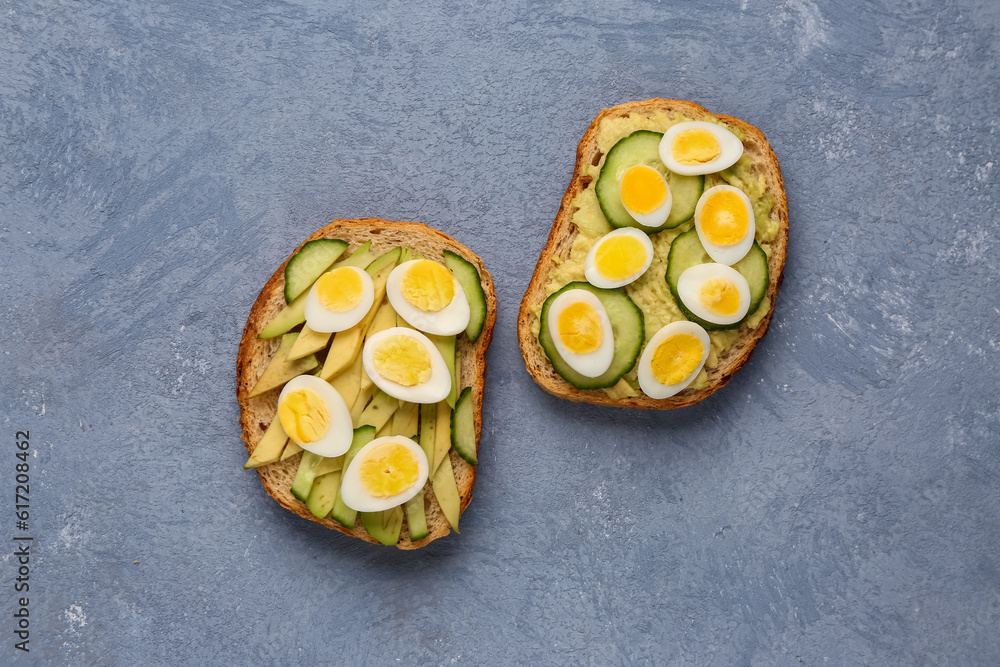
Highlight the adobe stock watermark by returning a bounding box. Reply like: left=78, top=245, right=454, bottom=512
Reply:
left=12, top=430, right=32, bottom=653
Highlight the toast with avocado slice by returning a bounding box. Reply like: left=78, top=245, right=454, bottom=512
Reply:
left=238, top=219, right=496, bottom=548
left=518, top=99, right=788, bottom=408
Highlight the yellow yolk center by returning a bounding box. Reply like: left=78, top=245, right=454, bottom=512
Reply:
left=557, top=301, right=603, bottom=354
left=373, top=335, right=433, bottom=386
left=651, top=334, right=705, bottom=385
left=620, top=166, right=668, bottom=214
left=358, top=442, right=420, bottom=498
left=594, top=235, right=647, bottom=281
left=316, top=268, right=364, bottom=312
left=699, top=278, right=741, bottom=316
left=400, top=260, right=455, bottom=312
left=278, top=389, right=330, bottom=444
left=701, top=191, right=749, bottom=246
left=672, top=129, right=721, bottom=165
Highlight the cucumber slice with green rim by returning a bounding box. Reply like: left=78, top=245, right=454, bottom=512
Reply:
left=291, top=451, right=324, bottom=502
left=665, top=228, right=769, bottom=331
left=443, top=251, right=487, bottom=343
left=306, top=471, right=341, bottom=519
left=538, top=282, right=644, bottom=390
left=330, top=425, right=377, bottom=528
left=404, top=490, right=428, bottom=541
left=450, top=386, right=477, bottom=465
left=596, top=130, right=705, bottom=232
left=260, top=241, right=374, bottom=339
left=284, top=239, right=349, bottom=303
left=664, top=170, right=705, bottom=228
left=360, top=506, right=404, bottom=546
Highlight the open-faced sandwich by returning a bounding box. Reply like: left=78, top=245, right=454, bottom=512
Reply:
left=518, top=99, right=788, bottom=408
left=238, top=219, right=496, bottom=549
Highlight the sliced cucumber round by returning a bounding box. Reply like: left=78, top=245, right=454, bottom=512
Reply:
left=444, top=251, right=487, bottom=343
left=450, top=386, right=478, bottom=465
left=284, top=239, right=349, bottom=303
left=595, top=130, right=705, bottom=233
left=665, top=228, right=769, bottom=331
left=538, top=282, right=644, bottom=390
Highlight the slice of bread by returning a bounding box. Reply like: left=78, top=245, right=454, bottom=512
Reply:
left=518, top=99, right=788, bottom=409
left=237, top=218, right=496, bottom=549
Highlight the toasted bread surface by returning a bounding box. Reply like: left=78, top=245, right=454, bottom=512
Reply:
left=518, top=99, right=787, bottom=408
left=237, top=219, right=496, bottom=548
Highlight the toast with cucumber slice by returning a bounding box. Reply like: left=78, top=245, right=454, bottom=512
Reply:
left=238, top=219, right=496, bottom=548
left=518, top=98, right=788, bottom=408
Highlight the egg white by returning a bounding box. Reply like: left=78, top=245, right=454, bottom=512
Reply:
left=676, top=263, right=751, bottom=326
left=584, top=227, right=655, bottom=289
left=339, top=436, right=429, bottom=513
left=362, top=327, right=452, bottom=404
left=386, top=259, right=471, bottom=336
left=658, top=121, right=744, bottom=176
left=547, top=289, right=615, bottom=378
left=694, top=185, right=755, bottom=266
left=618, top=165, right=673, bottom=229
left=304, top=266, right=376, bottom=333
left=637, top=321, right=711, bottom=399
left=276, top=375, right=354, bottom=457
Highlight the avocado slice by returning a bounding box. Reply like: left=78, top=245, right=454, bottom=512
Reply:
left=391, top=401, right=419, bottom=439
left=247, top=333, right=318, bottom=397
left=431, top=454, right=461, bottom=532
left=364, top=246, right=403, bottom=276
left=335, top=240, right=376, bottom=270
left=313, top=455, right=344, bottom=478
left=243, top=417, right=289, bottom=469
left=329, top=353, right=364, bottom=409
left=280, top=441, right=303, bottom=461
left=357, top=391, right=400, bottom=432
left=428, top=334, right=458, bottom=408
left=258, top=293, right=309, bottom=339
left=287, top=324, right=332, bottom=361
left=319, top=248, right=402, bottom=381
left=432, top=400, right=452, bottom=474
left=349, top=385, right=377, bottom=424
left=418, top=403, right=436, bottom=466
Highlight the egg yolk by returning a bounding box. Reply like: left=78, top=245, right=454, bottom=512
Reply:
left=698, top=278, right=741, bottom=316
left=701, top=190, right=749, bottom=246
left=651, top=334, right=705, bottom=385
left=620, top=166, right=668, bottom=214
left=557, top=301, right=603, bottom=354
left=316, top=268, right=364, bottom=312
left=278, top=389, right=330, bottom=443
left=358, top=442, right=420, bottom=498
left=594, top=235, right=647, bottom=281
left=672, top=129, right=721, bottom=165
left=373, top=335, right=432, bottom=386
left=400, top=260, right=455, bottom=312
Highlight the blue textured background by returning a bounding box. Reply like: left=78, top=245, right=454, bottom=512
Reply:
left=2, top=0, right=998, bottom=664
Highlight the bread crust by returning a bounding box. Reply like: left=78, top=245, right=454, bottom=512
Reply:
left=517, top=99, right=788, bottom=408
left=237, top=219, right=496, bottom=549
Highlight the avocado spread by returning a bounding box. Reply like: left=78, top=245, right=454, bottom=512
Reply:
left=531, top=111, right=777, bottom=398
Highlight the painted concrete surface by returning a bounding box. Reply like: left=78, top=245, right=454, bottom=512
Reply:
left=1, top=0, right=998, bottom=664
